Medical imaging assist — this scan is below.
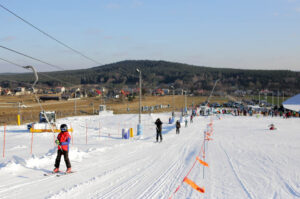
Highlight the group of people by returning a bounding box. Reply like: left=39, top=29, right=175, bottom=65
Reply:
left=54, top=115, right=193, bottom=172
left=155, top=115, right=193, bottom=142
left=217, top=108, right=299, bottom=118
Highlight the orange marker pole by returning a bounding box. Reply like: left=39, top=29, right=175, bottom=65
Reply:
left=3, top=124, right=6, bottom=158
left=203, top=130, right=206, bottom=179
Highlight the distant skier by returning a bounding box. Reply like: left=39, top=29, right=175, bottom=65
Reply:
left=185, top=118, right=188, bottom=127
left=155, top=118, right=163, bottom=142
left=53, top=124, right=72, bottom=173
left=176, top=120, right=181, bottom=134
left=269, top=124, right=277, bottom=130
left=190, top=115, right=193, bottom=123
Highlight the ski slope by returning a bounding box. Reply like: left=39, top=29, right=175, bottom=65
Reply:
left=0, top=113, right=299, bottom=199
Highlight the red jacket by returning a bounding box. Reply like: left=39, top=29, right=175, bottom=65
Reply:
left=57, top=131, right=71, bottom=151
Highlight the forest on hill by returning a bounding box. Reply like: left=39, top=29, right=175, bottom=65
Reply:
left=0, top=60, right=299, bottom=94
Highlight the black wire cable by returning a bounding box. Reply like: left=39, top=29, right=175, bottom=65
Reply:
left=0, top=57, right=76, bottom=87
left=0, top=45, right=65, bottom=70
left=0, top=3, right=102, bottom=66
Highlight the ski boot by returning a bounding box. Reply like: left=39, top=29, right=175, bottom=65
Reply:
left=53, top=168, right=59, bottom=173
left=66, top=168, right=72, bottom=173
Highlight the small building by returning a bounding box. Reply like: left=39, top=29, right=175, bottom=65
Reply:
left=15, top=87, right=25, bottom=92
left=234, top=90, right=246, bottom=96
left=40, top=96, right=61, bottom=101
left=3, top=89, right=12, bottom=96
left=55, top=86, right=65, bottom=93
left=162, top=89, right=170, bottom=95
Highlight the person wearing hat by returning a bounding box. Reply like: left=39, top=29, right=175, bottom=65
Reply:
left=155, top=118, right=163, bottom=142
left=175, top=120, right=181, bottom=134
left=53, top=124, right=72, bottom=173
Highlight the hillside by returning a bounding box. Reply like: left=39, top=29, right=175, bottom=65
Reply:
left=0, top=60, right=299, bottom=93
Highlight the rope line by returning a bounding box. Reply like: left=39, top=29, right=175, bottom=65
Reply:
left=0, top=3, right=102, bottom=66
left=0, top=45, right=64, bottom=70
left=0, top=57, right=77, bottom=87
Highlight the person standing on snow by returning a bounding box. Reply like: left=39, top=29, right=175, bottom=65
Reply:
left=53, top=124, right=72, bottom=173
left=176, top=120, right=181, bottom=134
left=155, top=118, right=163, bottom=142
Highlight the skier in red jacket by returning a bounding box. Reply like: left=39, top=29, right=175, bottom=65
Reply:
left=53, top=124, right=72, bottom=173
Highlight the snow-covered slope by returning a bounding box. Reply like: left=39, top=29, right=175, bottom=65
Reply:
left=0, top=113, right=299, bottom=199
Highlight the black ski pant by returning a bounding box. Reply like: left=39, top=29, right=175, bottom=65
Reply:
left=55, top=149, right=71, bottom=169
left=156, top=129, right=162, bottom=142
left=176, top=128, right=180, bottom=134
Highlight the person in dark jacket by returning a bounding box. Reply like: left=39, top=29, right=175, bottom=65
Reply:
left=53, top=124, right=72, bottom=173
left=176, top=120, right=181, bottom=134
left=155, top=118, right=163, bottom=142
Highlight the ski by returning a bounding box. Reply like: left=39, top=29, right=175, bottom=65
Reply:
left=56, top=171, right=75, bottom=177
left=43, top=172, right=61, bottom=176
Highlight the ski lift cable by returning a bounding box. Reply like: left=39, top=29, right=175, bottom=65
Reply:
left=0, top=57, right=76, bottom=87
left=0, top=45, right=65, bottom=71
left=0, top=3, right=102, bottom=66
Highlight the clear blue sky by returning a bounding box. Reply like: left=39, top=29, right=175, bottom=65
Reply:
left=0, top=0, right=300, bottom=73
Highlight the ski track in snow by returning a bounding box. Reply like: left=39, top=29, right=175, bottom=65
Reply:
left=220, top=144, right=254, bottom=199
left=0, top=114, right=299, bottom=199
left=47, top=118, right=205, bottom=199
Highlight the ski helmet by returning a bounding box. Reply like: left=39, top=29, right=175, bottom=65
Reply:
left=60, top=124, right=68, bottom=132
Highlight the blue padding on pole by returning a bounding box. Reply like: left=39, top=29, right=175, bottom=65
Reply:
left=137, top=124, right=143, bottom=136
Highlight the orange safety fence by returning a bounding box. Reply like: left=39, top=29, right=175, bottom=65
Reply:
left=169, top=118, right=214, bottom=199
left=183, top=177, right=205, bottom=193
left=196, top=156, right=209, bottom=167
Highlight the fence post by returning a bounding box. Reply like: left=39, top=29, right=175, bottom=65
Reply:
left=203, top=130, right=206, bottom=179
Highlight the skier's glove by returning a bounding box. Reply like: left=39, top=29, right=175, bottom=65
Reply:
left=55, top=140, right=60, bottom=145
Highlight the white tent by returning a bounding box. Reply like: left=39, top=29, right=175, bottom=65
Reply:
left=283, top=94, right=300, bottom=112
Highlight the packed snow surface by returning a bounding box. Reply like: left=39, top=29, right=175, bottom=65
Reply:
left=0, top=113, right=299, bottom=199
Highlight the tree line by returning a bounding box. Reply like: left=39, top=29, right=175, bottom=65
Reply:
left=0, top=60, right=299, bottom=94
